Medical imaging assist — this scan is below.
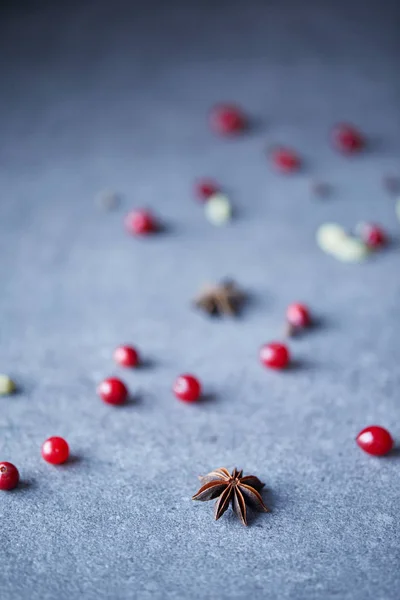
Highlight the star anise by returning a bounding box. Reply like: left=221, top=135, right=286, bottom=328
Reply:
left=192, top=467, right=270, bottom=526
left=194, top=280, right=245, bottom=317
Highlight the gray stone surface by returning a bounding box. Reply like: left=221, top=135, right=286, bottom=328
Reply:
left=1, top=1, right=400, bottom=598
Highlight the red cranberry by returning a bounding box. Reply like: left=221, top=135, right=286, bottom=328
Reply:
left=195, top=179, right=219, bottom=201
left=270, top=147, right=300, bottom=173
left=173, top=374, right=202, bottom=402
left=125, top=210, right=156, bottom=235
left=114, top=345, right=139, bottom=368
left=331, top=123, right=364, bottom=154
left=359, top=223, right=387, bottom=249
left=210, top=104, right=246, bottom=135
left=260, top=343, right=290, bottom=369
left=0, top=462, right=19, bottom=490
left=356, top=426, right=394, bottom=456
left=42, top=437, right=70, bottom=465
left=286, top=303, right=311, bottom=329
left=97, top=377, right=128, bottom=405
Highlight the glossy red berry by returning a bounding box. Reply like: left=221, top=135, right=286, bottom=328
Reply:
left=331, top=123, right=364, bottom=154
left=270, top=147, right=300, bottom=173
left=356, top=426, right=394, bottom=456
left=0, top=462, right=19, bottom=490
left=97, top=377, right=128, bottom=405
left=210, top=104, right=246, bottom=135
left=114, top=345, right=139, bottom=368
left=358, top=223, right=387, bottom=249
left=286, top=303, right=311, bottom=329
left=125, top=210, right=156, bottom=236
left=260, top=342, right=290, bottom=370
left=173, top=374, right=201, bottom=402
left=42, top=437, right=70, bottom=465
left=195, top=179, right=219, bottom=202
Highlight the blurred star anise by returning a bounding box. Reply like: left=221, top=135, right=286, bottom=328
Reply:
left=192, top=467, right=270, bottom=526
left=194, top=279, right=245, bottom=317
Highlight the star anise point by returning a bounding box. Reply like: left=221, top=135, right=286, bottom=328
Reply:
left=192, top=467, right=270, bottom=525
left=194, top=280, right=245, bottom=318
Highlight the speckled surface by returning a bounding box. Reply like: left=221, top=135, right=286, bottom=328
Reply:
left=1, top=1, right=400, bottom=598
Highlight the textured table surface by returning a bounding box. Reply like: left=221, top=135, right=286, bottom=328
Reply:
left=1, top=1, right=400, bottom=598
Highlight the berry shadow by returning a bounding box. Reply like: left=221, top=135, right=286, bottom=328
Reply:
left=245, top=116, right=266, bottom=135
left=65, top=455, right=82, bottom=466
left=154, top=221, right=174, bottom=236
left=198, top=392, right=217, bottom=405
left=137, top=357, right=157, bottom=370
left=310, top=181, right=333, bottom=199
left=122, top=394, right=144, bottom=408
left=287, top=315, right=331, bottom=340
left=362, top=135, right=387, bottom=156
left=285, top=358, right=314, bottom=372
left=387, top=447, right=400, bottom=459
left=15, top=479, right=36, bottom=492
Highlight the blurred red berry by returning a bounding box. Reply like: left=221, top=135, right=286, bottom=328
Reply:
left=260, top=343, right=290, bottom=369
left=195, top=179, right=219, bottom=201
left=114, top=345, right=139, bottom=368
left=97, top=378, right=128, bottom=405
left=331, top=123, right=364, bottom=154
left=125, top=210, right=156, bottom=235
left=358, top=223, right=387, bottom=249
left=286, top=303, right=311, bottom=330
left=0, top=462, right=19, bottom=490
left=270, top=147, right=300, bottom=173
left=42, top=437, right=70, bottom=465
left=356, top=426, right=394, bottom=456
left=173, top=374, right=202, bottom=402
left=210, top=104, right=246, bottom=135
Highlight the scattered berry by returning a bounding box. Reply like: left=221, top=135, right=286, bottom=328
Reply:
left=209, top=104, right=246, bottom=135
left=286, top=303, right=311, bottom=335
left=125, top=210, right=156, bottom=235
left=114, top=345, right=139, bottom=368
left=331, top=123, right=364, bottom=154
left=0, top=374, right=16, bottom=395
left=195, top=179, right=219, bottom=202
left=260, top=343, right=290, bottom=370
left=0, top=462, right=19, bottom=490
left=205, top=193, right=232, bottom=226
left=356, top=426, right=394, bottom=456
left=41, top=437, right=70, bottom=465
left=173, top=374, right=202, bottom=402
left=270, top=147, right=300, bottom=173
left=357, top=223, right=387, bottom=249
left=97, top=377, right=128, bottom=405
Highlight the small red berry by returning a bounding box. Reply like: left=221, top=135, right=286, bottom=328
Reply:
left=125, top=210, right=156, bottom=236
left=210, top=104, right=246, bottom=135
left=358, top=223, right=387, bottom=249
left=41, top=437, right=70, bottom=465
left=114, top=345, right=139, bottom=368
left=0, top=462, right=19, bottom=490
left=97, top=377, right=128, bottom=405
left=286, top=303, right=311, bottom=329
left=270, top=147, right=300, bottom=173
left=356, top=426, right=394, bottom=456
left=260, top=342, right=290, bottom=370
left=195, top=179, right=219, bottom=202
left=173, top=374, right=202, bottom=402
left=331, top=123, right=364, bottom=154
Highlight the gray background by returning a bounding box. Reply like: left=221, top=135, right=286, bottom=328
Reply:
left=1, top=0, right=400, bottom=598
